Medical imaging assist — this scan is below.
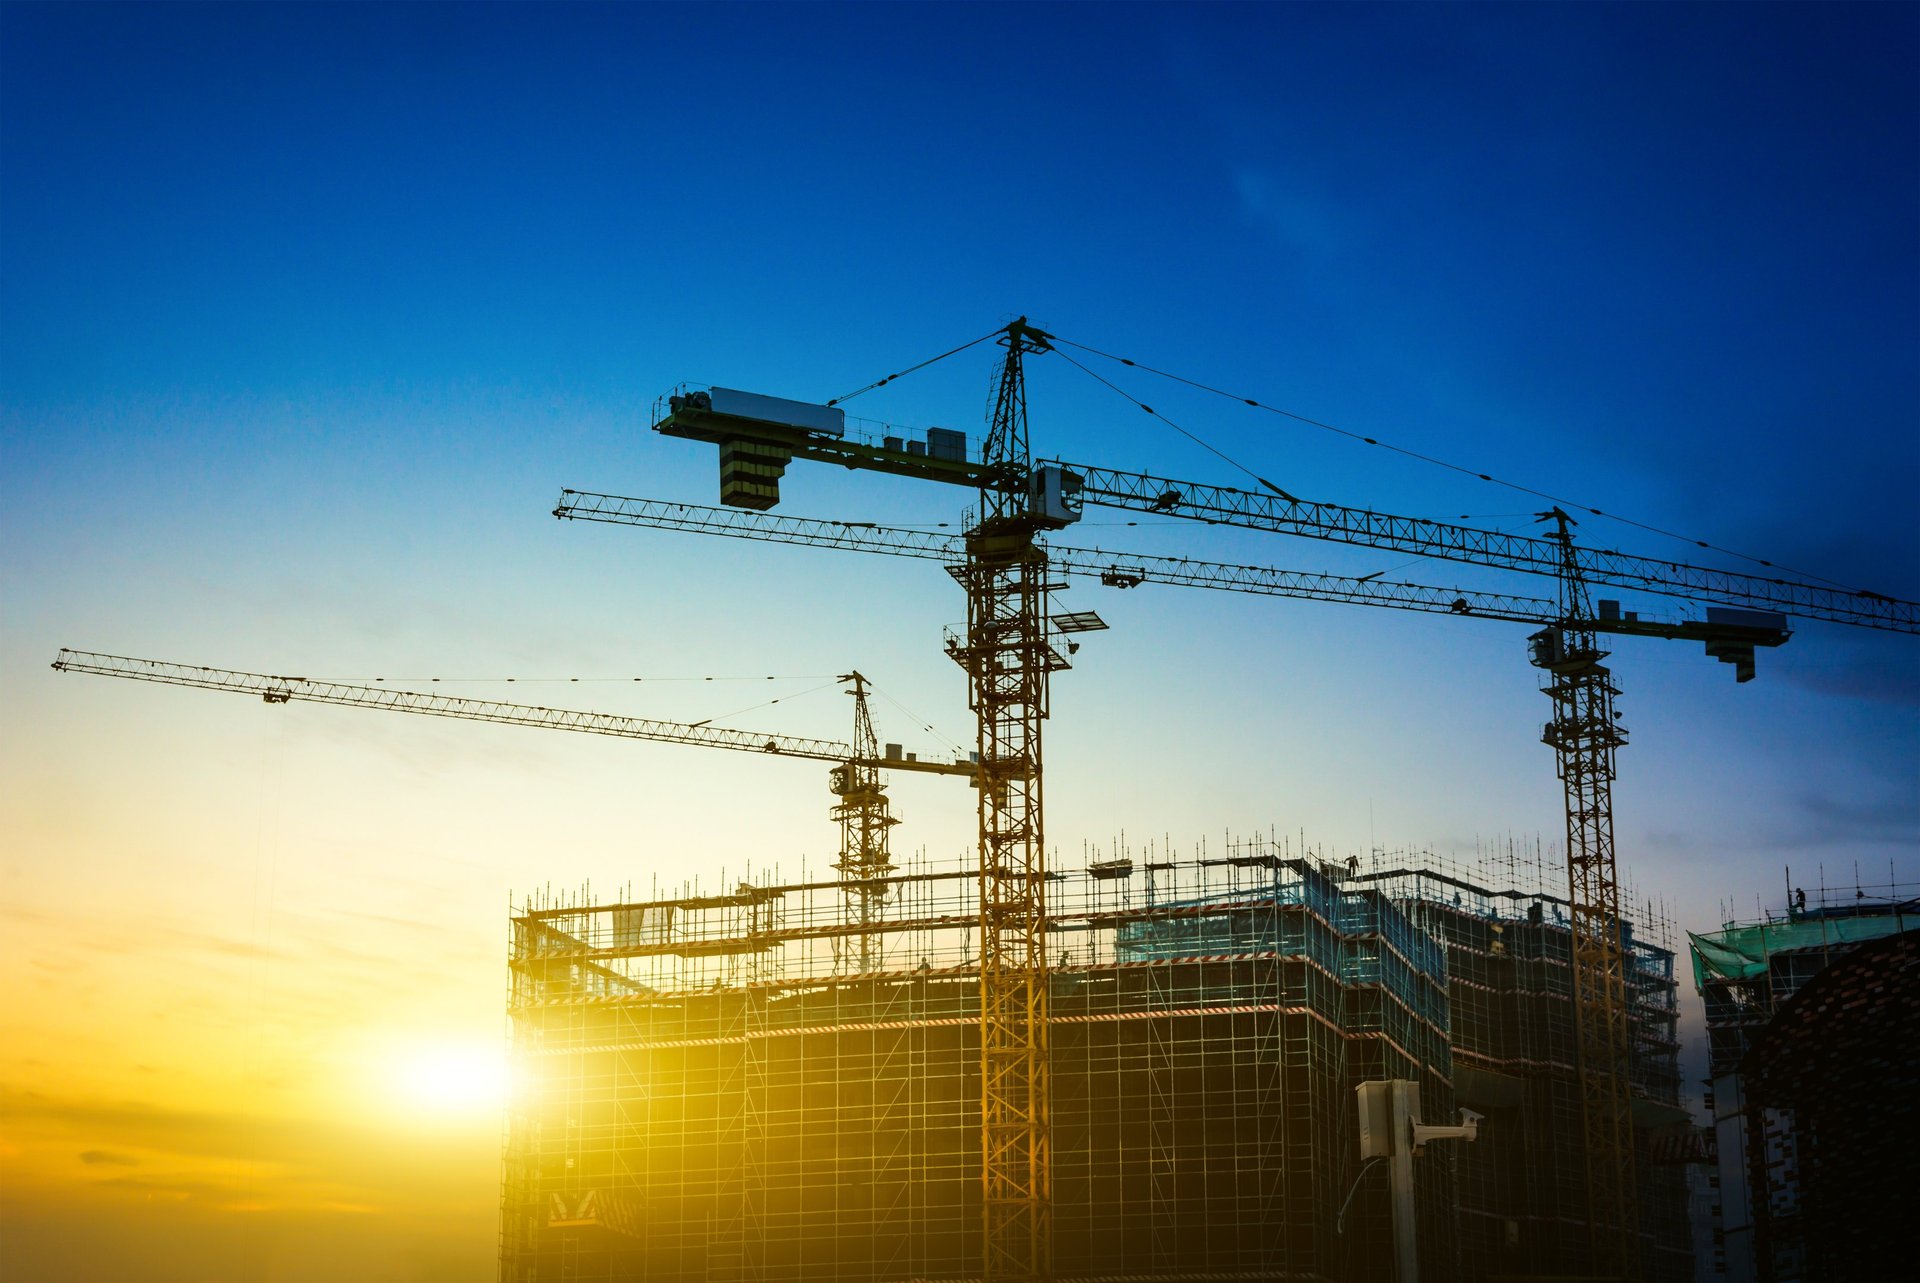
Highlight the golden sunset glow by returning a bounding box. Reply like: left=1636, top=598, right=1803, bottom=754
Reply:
left=385, top=1042, right=511, bottom=1116
left=5, top=3, right=1917, bottom=1280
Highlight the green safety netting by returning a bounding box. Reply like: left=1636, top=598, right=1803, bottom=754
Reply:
left=1689, top=914, right=1915, bottom=986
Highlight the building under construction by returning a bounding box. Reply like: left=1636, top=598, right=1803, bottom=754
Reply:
left=500, top=839, right=1689, bottom=1282
left=1689, top=885, right=1918, bottom=1282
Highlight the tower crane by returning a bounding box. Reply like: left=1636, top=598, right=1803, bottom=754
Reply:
left=1046, top=456, right=1901, bottom=1283
left=833, top=671, right=897, bottom=973
left=1531, top=508, right=1639, bottom=1273
left=555, top=491, right=1794, bottom=669
left=48, top=650, right=972, bottom=973
left=648, top=325, right=1082, bottom=1281
left=553, top=492, right=1784, bottom=1280
left=607, top=318, right=1913, bottom=1281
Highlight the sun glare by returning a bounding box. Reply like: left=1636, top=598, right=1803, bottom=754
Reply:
left=389, top=1042, right=509, bottom=1114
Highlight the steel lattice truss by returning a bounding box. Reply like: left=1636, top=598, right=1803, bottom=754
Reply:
left=1532, top=516, right=1644, bottom=1280
left=48, top=650, right=979, bottom=780
left=967, top=330, right=1054, bottom=1283
left=1538, top=635, right=1640, bottom=1276
left=556, top=492, right=1595, bottom=627
left=1053, top=461, right=1918, bottom=632
left=833, top=672, right=899, bottom=973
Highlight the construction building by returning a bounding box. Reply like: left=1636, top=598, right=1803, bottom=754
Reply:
left=500, top=838, right=1691, bottom=1282
left=1689, top=886, right=1918, bottom=1282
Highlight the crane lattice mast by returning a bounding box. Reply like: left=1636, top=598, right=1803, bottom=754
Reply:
left=48, top=650, right=975, bottom=977
left=830, top=671, right=899, bottom=973
left=1528, top=509, right=1640, bottom=1278
left=961, top=322, right=1057, bottom=1283
left=554, top=494, right=1795, bottom=1282
left=652, top=321, right=1077, bottom=1280
left=621, top=316, right=1909, bottom=1279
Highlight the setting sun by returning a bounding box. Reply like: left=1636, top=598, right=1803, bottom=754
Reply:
left=387, top=1042, right=509, bottom=1115
left=5, top=3, right=1915, bottom=1279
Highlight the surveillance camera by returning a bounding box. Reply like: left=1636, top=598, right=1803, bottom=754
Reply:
left=1460, top=1109, right=1484, bottom=1127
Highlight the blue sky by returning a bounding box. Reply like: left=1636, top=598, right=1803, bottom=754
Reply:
left=7, top=2, right=1916, bottom=581
left=2, top=3, right=1915, bottom=1277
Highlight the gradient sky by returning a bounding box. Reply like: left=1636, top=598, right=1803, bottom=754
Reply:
left=3, top=3, right=1916, bottom=1280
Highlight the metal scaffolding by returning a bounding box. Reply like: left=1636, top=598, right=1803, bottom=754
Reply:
left=499, top=837, right=1686, bottom=1283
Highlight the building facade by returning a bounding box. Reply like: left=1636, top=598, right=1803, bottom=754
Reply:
left=1690, top=895, right=1918, bottom=1282
left=501, top=842, right=1688, bottom=1281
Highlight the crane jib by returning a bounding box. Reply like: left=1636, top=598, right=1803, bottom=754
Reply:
left=48, top=650, right=981, bottom=778
left=1051, top=461, right=1917, bottom=633
left=553, top=492, right=1791, bottom=678
left=646, top=385, right=1914, bottom=632
left=627, top=329, right=1896, bottom=1283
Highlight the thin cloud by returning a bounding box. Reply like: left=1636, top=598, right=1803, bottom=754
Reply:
left=1780, top=657, right=1920, bottom=706
left=1793, top=789, right=1919, bottom=842
left=1233, top=168, right=1348, bottom=257
left=2, top=1087, right=316, bottom=1166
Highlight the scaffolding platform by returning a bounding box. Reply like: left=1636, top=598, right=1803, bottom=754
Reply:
left=500, top=838, right=1687, bottom=1282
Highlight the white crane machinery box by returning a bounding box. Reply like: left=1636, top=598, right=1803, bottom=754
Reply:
left=705, top=387, right=845, bottom=438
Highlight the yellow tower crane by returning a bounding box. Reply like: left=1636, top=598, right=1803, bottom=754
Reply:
left=606, top=317, right=1914, bottom=1281
left=651, top=320, right=1082, bottom=1280
left=556, top=491, right=1801, bottom=1280
left=49, top=649, right=975, bottom=977
left=831, top=671, right=899, bottom=974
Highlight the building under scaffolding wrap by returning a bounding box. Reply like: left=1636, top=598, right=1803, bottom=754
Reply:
left=499, top=840, right=1688, bottom=1282
left=1689, top=888, right=1918, bottom=1283
left=1367, top=864, right=1690, bottom=1281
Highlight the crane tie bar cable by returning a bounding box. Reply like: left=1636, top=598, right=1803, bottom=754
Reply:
left=1049, top=345, right=1299, bottom=503
left=1049, top=333, right=1877, bottom=595
left=826, top=326, right=1006, bottom=407
left=341, top=674, right=837, bottom=684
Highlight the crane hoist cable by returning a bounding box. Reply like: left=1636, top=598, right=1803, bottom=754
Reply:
left=869, top=680, right=972, bottom=761
left=811, top=320, right=1904, bottom=598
